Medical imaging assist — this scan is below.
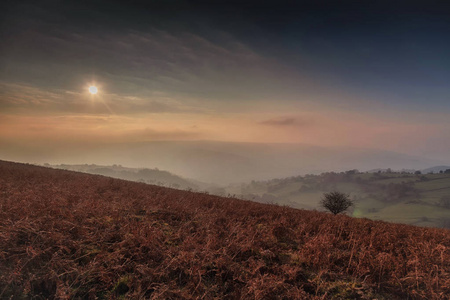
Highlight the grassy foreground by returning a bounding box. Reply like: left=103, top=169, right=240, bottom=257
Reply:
left=0, top=160, right=449, bottom=299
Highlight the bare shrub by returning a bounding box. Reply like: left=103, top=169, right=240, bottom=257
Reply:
left=320, top=191, right=354, bottom=215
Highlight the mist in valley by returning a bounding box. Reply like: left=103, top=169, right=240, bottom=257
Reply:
left=1, top=139, right=446, bottom=184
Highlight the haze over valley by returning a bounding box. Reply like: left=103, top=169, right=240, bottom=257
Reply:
left=2, top=140, right=447, bottom=184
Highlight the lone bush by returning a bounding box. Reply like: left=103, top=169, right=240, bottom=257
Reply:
left=320, top=191, right=354, bottom=215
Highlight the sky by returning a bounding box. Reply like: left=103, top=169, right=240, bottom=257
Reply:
left=1, top=0, right=450, bottom=165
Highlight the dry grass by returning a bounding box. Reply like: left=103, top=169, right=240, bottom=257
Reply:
left=0, top=160, right=449, bottom=299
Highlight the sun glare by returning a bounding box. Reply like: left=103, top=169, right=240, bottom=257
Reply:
left=89, top=86, right=98, bottom=94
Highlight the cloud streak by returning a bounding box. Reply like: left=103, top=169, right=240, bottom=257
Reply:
left=0, top=81, right=205, bottom=115
left=260, top=117, right=302, bottom=126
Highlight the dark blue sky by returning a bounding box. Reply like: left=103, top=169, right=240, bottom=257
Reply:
left=202, top=1, right=450, bottom=109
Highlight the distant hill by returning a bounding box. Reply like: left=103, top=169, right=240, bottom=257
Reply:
left=422, top=165, right=450, bottom=174
left=48, top=163, right=200, bottom=190
left=0, top=160, right=449, bottom=299
left=227, top=170, right=450, bottom=229
left=4, top=140, right=445, bottom=184
left=85, top=141, right=446, bottom=183
left=366, top=168, right=416, bottom=173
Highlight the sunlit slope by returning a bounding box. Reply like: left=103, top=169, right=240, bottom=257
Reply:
left=0, top=160, right=449, bottom=299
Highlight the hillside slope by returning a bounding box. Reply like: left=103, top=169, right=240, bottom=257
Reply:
left=48, top=163, right=200, bottom=190
left=229, top=171, right=450, bottom=229
left=0, top=160, right=449, bottom=299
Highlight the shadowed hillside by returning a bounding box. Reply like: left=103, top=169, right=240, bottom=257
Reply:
left=0, top=160, right=449, bottom=299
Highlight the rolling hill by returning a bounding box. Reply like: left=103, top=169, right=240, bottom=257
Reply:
left=2, top=140, right=446, bottom=184
left=0, top=160, right=449, bottom=299
left=228, top=170, right=450, bottom=229
left=422, top=166, right=450, bottom=174
left=47, top=163, right=200, bottom=190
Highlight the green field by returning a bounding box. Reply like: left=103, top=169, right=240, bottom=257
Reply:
left=227, top=171, right=450, bottom=228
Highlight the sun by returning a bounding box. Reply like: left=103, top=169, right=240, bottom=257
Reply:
left=88, top=86, right=98, bottom=94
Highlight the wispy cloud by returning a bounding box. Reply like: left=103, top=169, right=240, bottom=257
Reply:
left=0, top=113, right=203, bottom=143
left=260, top=117, right=296, bottom=126
left=0, top=81, right=204, bottom=115
left=259, top=117, right=310, bottom=127
left=126, top=127, right=202, bottom=142
left=1, top=24, right=273, bottom=99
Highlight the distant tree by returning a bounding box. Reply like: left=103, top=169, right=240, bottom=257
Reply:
left=414, top=170, right=422, bottom=175
left=345, top=169, right=358, bottom=175
left=320, top=191, right=354, bottom=215
left=445, top=169, right=450, bottom=174
left=384, top=182, right=418, bottom=202
left=419, top=175, right=429, bottom=182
